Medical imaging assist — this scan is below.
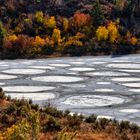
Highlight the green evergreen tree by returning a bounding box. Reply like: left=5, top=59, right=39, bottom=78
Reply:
left=0, top=21, right=6, bottom=45
left=90, top=0, right=105, bottom=26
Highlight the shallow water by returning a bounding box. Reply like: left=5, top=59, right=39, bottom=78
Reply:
left=1, top=54, right=140, bottom=125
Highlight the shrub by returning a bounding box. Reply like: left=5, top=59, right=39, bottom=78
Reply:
left=0, top=88, right=6, bottom=100
left=43, top=115, right=61, bottom=132
left=14, top=98, right=30, bottom=108
left=31, top=104, right=39, bottom=111
left=119, top=121, right=130, bottom=132
left=7, top=95, right=11, bottom=101
left=16, top=105, right=30, bottom=117
left=44, top=105, right=63, bottom=118
left=0, top=113, right=9, bottom=124
left=55, top=128, right=77, bottom=140
left=130, top=123, right=140, bottom=133
left=28, top=111, right=40, bottom=140
left=98, top=118, right=111, bottom=129
left=67, top=114, right=83, bottom=130
left=2, top=119, right=30, bottom=140
left=85, top=114, right=97, bottom=123
left=6, top=104, right=17, bottom=115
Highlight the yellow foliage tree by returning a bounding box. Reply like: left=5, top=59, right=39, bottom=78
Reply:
left=7, top=34, right=18, bottom=42
left=3, top=34, right=18, bottom=49
left=44, top=16, right=56, bottom=29
left=31, top=36, right=46, bottom=54
left=96, top=26, right=109, bottom=41
left=96, top=21, right=119, bottom=43
left=107, top=21, right=119, bottom=43
left=45, top=36, right=54, bottom=47
left=33, top=36, right=46, bottom=47
left=62, top=18, right=69, bottom=32
left=52, top=28, right=62, bottom=46
left=64, top=32, right=85, bottom=47
left=34, top=11, right=44, bottom=23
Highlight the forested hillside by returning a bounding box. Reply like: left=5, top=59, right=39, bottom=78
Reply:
left=0, top=0, right=139, bottom=59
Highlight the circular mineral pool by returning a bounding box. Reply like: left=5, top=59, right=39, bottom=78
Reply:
left=0, top=74, right=17, bottom=80
left=2, top=69, right=45, bottom=75
left=48, top=64, right=70, bottom=67
left=107, top=63, right=140, bottom=69
left=32, top=76, right=84, bottom=83
left=3, top=86, right=55, bottom=92
left=29, top=66, right=55, bottom=70
left=122, top=83, right=140, bottom=88
left=60, top=95, right=127, bottom=107
left=119, top=109, right=140, bottom=113
left=70, top=62, right=85, bottom=65
left=112, top=77, right=140, bottom=82
left=86, top=71, right=129, bottom=76
left=69, top=67, right=95, bottom=72
left=94, top=89, right=114, bottom=92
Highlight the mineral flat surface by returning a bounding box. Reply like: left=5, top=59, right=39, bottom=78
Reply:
left=1, top=54, right=140, bottom=125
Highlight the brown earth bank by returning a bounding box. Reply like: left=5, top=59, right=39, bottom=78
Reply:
left=0, top=88, right=140, bottom=140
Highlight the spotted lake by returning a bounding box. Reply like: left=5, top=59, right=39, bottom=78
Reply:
left=1, top=54, right=140, bottom=125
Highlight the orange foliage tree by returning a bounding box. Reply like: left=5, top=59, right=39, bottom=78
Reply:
left=125, top=31, right=138, bottom=45
left=3, top=34, right=32, bottom=49
left=3, top=34, right=33, bottom=57
left=33, top=36, right=46, bottom=47
left=72, top=12, right=91, bottom=28
left=130, top=37, right=138, bottom=45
